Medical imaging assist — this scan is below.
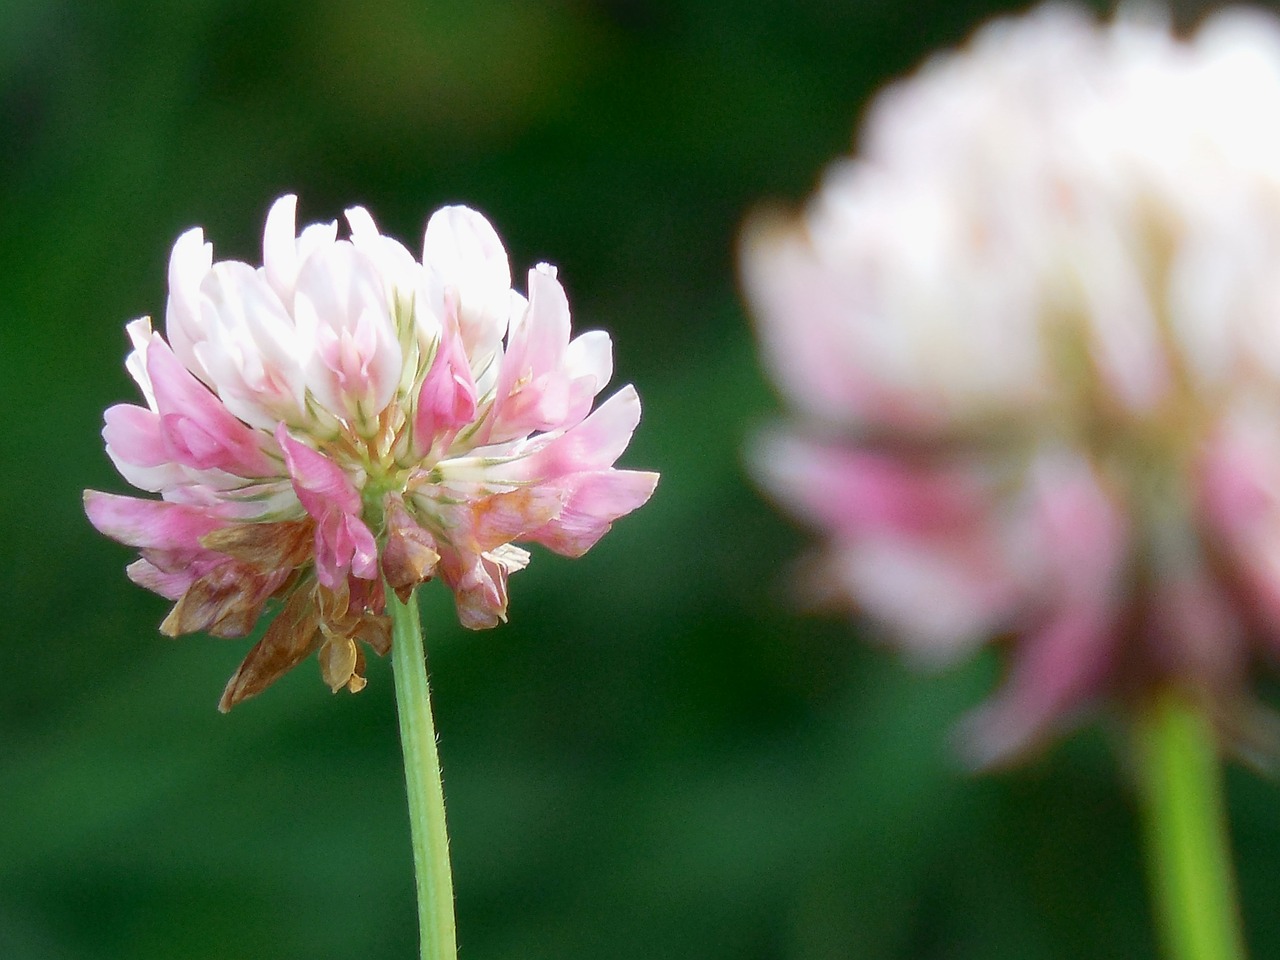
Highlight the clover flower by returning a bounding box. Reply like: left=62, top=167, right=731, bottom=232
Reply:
left=86, top=196, right=657, bottom=710
left=743, top=6, right=1280, bottom=764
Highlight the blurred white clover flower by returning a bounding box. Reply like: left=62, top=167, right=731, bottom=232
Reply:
left=743, top=5, right=1280, bottom=764
left=86, top=196, right=658, bottom=710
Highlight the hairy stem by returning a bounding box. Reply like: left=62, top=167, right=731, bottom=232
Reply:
left=389, top=587, right=457, bottom=960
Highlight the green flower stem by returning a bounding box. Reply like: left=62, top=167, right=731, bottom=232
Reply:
left=389, top=587, right=457, bottom=960
left=1135, top=690, right=1247, bottom=960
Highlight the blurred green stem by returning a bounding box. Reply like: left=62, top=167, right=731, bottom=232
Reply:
left=1136, top=690, right=1246, bottom=960
left=389, top=587, right=457, bottom=960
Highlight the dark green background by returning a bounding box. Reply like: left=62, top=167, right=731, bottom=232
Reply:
left=4, top=1, right=1279, bottom=957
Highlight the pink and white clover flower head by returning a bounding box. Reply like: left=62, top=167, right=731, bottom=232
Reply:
left=743, top=5, right=1280, bottom=765
left=86, top=195, right=658, bottom=710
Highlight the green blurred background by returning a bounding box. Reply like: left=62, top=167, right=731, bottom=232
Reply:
left=4, top=0, right=1280, bottom=957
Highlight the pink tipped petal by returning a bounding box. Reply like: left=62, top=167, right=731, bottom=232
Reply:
left=423, top=205, right=513, bottom=361
left=276, top=425, right=377, bottom=587
left=313, top=511, right=379, bottom=588
left=526, top=470, right=659, bottom=557
left=295, top=243, right=402, bottom=422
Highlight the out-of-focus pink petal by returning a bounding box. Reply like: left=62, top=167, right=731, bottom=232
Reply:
left=822, top=535, right=1019, bottom=663
left=1020, top=450, right=1128, bottom=605
left=742, top=220, right=916, bottom=428
left=958, top=601, right=1118, bottom=767
left=1198, top=410, right=1280, bottom=633
left=1144, top=571, right=1247, bottom=690
left=953, top=452, right=1130, bottom=764
left=753, top=433, right=992, bottom=538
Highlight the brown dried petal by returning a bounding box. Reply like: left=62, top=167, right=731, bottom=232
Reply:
left=218, top=587, right=322, bottom=712
left=352, top=614, right=393, bottom=657
left=160, top=564, right=284, bottom=639
left=383, top=525, right=439, bottom=589
left=347, top=645, right=369, bottom=694
left=381, top=495, right=439, bottom=601
left=316, top=580, right=351, bottom=623
left=318, top=634, right=359, bottom=693
left=199, top=519, right=315, bottom=571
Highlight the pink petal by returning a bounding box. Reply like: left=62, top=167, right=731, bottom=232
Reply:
left=84, top=490, right=228, bottom=550
left=103, top=404, right=169, bottom=468
left=518, top=265, right=570, bottom=378
left=126, top=557, right=197, bottom=600
left=439, top=545, right=530, bottom=630
left=314, top=511, right=379, bottom=588
left=469, top=485, right=568, bottom=552
left=415, top=292, right=478, bottom=446
left=741, top=221, right=895, bottom=425
left=524, top=469, right=659, bottom=557
left=502, top=385, right=642, bottom=482
left=144, top=331, right=273, bottom=476
left=276, top=424, right=361, bottom=518
left=276, top=425, right=377, bottom=587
